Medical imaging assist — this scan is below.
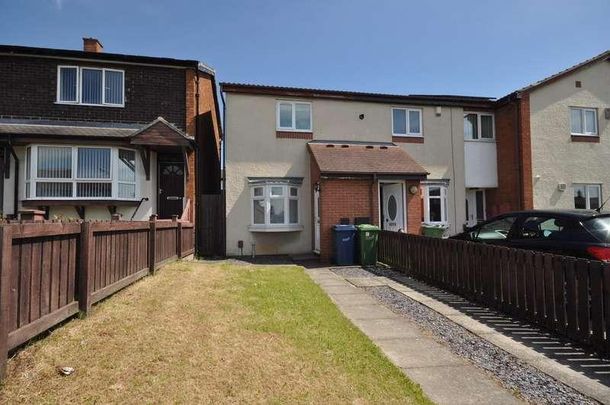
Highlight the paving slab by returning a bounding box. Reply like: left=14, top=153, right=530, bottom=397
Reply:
left=307, top=267, right=523, bottom=405
left=345, top=276, right=388, bottom=287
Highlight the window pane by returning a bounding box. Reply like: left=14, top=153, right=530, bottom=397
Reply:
left=429, top=198, right=441, bottom=222
left=408, top=110, right=421, bottom=134
left=295, top=103, right=311, bottom=130
left=476, top=216, right=516, bottom=240
left=37, top=146, right=72, bottom=178
left=290, top=187, right=298, bottom=197
left=464, top=114, right=478, bottom=140
left=78, top=148, right=111, bottom=179
left=77, top=182, right=112, bottom=198
left=589, top=185, right=600, bottom=209
left=253, top=200, right=265, bottom=224
left=270, top=198, right=285, bottom=224
left=118, top=149, right=136, bottom=182
left=429, top=186, right=441, bottom=197
left=104, top=70, right=124, bottom=105
left=271, top=186, right=283, bottom=197
left=571, top=109, right=583, bottom=134
left=574, top=185, right=587, bottom=209
left=279, top=103, right=293, bottom=128
left=481, top=115, right=493, bottom=138
left=118, top=183, right=136, bottom=199
left=289, top=199, right=298, bottom=224
left=253, top=187, right=263, bottom=197
left=26, top=148, right=31, bottom=180
left=36, top=182, right=73, bottom=197
left=585, top=110, right=597, bottom=134
left=81, top=68, right=103, bottom=104
left=59, top=67, right=77, bottom=102
left=393, top=109, right=406, bottom=134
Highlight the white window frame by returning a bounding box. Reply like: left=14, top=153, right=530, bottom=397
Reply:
left=276, top=101, right=312, bottom=132
left=423, top=183, right=448, bottom=225
left=391, top=107, right=423, bottom=137
left=573, top=183, right=602, bottom=210
left=25, top=144, right=138, bottom=201
left=249, top=182, right=303, bottom=232
left=464, top=112, right=495, bottom=141
left=570, top=107, right=598, bottom=136
left=56, top=66, right=125, bottom=107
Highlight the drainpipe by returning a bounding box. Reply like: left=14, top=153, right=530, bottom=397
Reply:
left=8, top=138, right=18, bottom=218
left=371, top=173, right=377, bottom=225
left=515, top=93, right=523, bottom=210
left=194, top=68, right=201, bottom=254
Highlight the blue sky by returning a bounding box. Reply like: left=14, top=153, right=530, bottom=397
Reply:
left=1, top=0, right=608, bottom=98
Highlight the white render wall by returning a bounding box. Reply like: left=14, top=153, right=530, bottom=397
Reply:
left=2, top=146, right=157, bottom=221
left=529, top=60, right=610, bottom=209
left=225, top=92, right=478, bottom=256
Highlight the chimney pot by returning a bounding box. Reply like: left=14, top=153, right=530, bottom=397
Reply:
left=83, top=37, right=103, bottom=53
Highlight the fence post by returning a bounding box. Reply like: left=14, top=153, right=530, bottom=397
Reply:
left=177, top=222, right=183, bottom=258
left=149, top=215, right=157, bottom=274
left=78, top=221, right=93, bottom=316
left=0, top=225, right=13, bottom=381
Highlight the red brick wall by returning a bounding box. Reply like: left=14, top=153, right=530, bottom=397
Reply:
left=406, top=181, right=422, bottom=235
left=486, top=93, right=533, bottom=217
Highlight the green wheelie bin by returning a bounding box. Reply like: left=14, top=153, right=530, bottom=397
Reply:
left=356, top=224, right=380, bottom=266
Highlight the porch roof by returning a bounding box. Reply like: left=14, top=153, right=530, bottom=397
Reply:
left=308, top=140, right=428, bottom=178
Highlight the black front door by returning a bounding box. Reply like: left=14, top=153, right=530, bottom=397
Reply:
left=158, top=161, right=184, bottom=219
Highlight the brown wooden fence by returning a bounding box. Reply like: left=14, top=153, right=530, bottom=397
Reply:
left=0, top=216, right=195, bottom=380
left=378, top=231, right=610, bottom=354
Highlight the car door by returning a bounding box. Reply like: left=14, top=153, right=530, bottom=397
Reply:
left=471, top=215, right=519, bottom=246
left=509, top=215, right=578, bottom=255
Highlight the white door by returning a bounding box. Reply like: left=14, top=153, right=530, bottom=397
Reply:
left=314, top=189, right=320, bottom=253
left=382, top=183, right=404, bottom=232
left=466, top=189, right=486, bottom=227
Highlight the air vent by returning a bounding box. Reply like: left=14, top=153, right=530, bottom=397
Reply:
left=341, top=144, right=349, bottom=148
left=380, top=146, right=388, bottom=149
left=326, top=144, right=335, bottom=148
left=365, top=145, right=374, bottom=149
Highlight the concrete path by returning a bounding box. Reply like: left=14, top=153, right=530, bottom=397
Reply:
left=306, top=267, right=522, bottom=405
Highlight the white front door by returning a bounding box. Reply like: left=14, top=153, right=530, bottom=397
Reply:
left=382, top=183, right=404, bottom=232
left=466, top=189, right=486, bottom=227
left=314, top=188, right=320, bottom=253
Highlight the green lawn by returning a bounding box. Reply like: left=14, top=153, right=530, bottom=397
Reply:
left=0, top=260, right=430, bottom=404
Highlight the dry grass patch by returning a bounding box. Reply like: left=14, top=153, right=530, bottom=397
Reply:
left=0, top=261, right=430, bottom=404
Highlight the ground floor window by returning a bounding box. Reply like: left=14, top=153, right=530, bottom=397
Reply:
left=249, top=178, right=302, bottom=231
left=423, top=182, right=448, bottom=225
left=25, top=145, right=138, bottom=200
left=574, top=184, right=601, bottom=209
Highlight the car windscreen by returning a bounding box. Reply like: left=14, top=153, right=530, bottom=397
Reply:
left=582, top=216, right=610, bottom=242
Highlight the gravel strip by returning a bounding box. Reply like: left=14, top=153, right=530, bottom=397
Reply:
left=329, top=266, right=380, bottom=278
left=364, top=284, right=596, bottom=405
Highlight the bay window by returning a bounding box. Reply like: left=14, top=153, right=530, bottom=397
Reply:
left=249, top=178, right=302, bottom=231
left=25, top=145, right=137, bottom=200
left=423, top=182, right=448, bottom=225
left=57, top=66, right=125, bottom=107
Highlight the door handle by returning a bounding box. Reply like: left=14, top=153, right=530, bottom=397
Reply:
left=166, top=196, right=182, bottom=200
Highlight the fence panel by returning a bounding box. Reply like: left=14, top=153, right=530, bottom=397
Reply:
left=0, top=218, right=196, bottom=380
left=378, top=231, right=610, bottom=354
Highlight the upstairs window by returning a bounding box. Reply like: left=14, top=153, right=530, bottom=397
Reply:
left=574, top=184, right=601, bottom=210
left=277, top=101, right=312, bottom=132
left=570, top=107, right=597, bottom=136
left=57, top=66, right=124, bottom=107
left=464, top=112, right=494, bottom=140
left=392, top=108, right=422, bottom=137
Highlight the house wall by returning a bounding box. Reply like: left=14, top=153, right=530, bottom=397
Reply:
left=2, top=146, right=157, bottom=220
left=225, top=92, right=474, bottom=256
left=0, top=54, right=187, bottom=130
left=529, top=60, right=610, bottom=209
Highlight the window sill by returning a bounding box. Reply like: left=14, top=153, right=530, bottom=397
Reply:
left=249, top=224, right=304, bottom=233
left=464, top=139, right=496, bottom=143
left=276, top=131, right=313, bottom=140
left=22, top=199, right=141, bottom=206
left=392, top=136, right=423, bottom=144
left=571, top=135, right=600, bottom=143
left=54, top=101, right=125, bottom=108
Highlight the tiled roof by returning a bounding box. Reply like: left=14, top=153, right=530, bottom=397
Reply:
left=0, top=118, right=142, bottom=138
left=308, top=140, right=428, bottom=177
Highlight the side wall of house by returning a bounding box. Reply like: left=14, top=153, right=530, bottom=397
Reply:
left=529, top=60, right=610, bottom=209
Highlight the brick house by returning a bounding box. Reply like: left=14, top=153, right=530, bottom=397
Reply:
left=0, top=39, right=222, bottom=239
left=490, top=50, right=610, bottom=215
left=221, top=84, right=498, bottom=260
